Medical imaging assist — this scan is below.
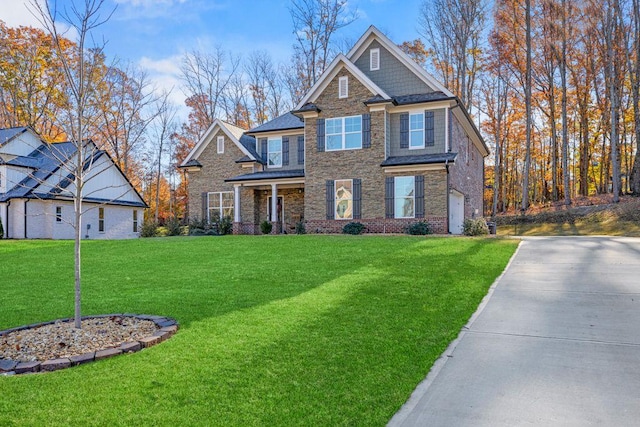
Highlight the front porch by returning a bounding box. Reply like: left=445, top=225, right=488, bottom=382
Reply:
left=227, top=170, right=305, bottom=235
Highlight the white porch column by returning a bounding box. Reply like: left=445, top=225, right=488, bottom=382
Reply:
left=233, top=184, right=241, bottom=223
left=270, top=183, right=278, bottom=222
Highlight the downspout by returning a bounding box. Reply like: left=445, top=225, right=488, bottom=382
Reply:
left=445, top=160, right=450, bottom=234
left=24, top=199, right=29, bottom=239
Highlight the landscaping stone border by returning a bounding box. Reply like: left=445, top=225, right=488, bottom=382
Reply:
left=0, top=314, right=178, bottom=376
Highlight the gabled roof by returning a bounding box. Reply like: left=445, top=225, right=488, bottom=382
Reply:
left=0, top=126, right=31, bottom=147
left=346, top=25, right=454, bottom=97
left=294, top=53, right=391, bottom=111
left=180, top=119, right=257, bottom=167
left=249, top=112, right=304, bottom=134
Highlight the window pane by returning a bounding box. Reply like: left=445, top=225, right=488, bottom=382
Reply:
left=335, top=180, right=353, bottom=219
left=395, top=176, right=415, bottom=198
left=344, top=116, right=361, bottom=132
left=345, top=132, right=362, bottom=149
left=410, top=130, right=424, bottom=148
left=395, top=197, right=415, bottom=218
left=326, top=135, right=342, bottom=150
left=326, top=118, right=342, bottom=135
left=268, top=138, right=282, bottom=167
left=222, top=192, right=234, bottom=207
left=410, top=113, right=423, bottom=130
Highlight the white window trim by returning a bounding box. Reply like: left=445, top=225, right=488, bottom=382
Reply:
left=325, top=115, right=362, bottom=151
left=409, top=112, right=425, bottom=150
left=207, top=191, right=234, bottom=221
left=217, top=136, right=224, bottom=154
left=338, top=76, right=348, bottom=99
left=334, top=179, right=353, bottom=220
left=267, top=137, right=282, bottom=168
left=370, top=48, right=380, bottom=71
left=394, top=176, right=415, bottom=219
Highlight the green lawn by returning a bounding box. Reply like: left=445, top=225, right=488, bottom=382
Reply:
left=0, top=235, right=518, bottom=426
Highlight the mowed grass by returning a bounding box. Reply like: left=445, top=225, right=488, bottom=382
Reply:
left=0, top=235, right=518, bottom=426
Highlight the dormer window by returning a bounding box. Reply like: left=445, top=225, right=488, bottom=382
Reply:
left=339, top=76, right=348, bottom=99
left=370, top=48, right=380, bottom=71
left=217, top=136, right=224, bottom=154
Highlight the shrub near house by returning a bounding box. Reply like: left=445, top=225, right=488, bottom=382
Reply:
left=180, top=26, right=488, bottom=235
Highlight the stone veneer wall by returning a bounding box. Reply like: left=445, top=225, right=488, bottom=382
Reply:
left=448, top=112, right=485, bottom=219
left=186, top=128, right=251, bottom=221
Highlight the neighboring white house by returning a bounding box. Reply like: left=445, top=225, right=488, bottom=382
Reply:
left=0, top=127, right=147, bottom=239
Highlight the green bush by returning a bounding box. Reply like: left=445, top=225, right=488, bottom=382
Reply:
left=463, top=218, right=489, bottom=236
left=165, top=216, right=182, bottom=236
left=342, top=222, right=366, bottom=235
left=260, top=220, right=273, bottom=235
left=295, top=220, right=306, bottom=235
left=404, top=221, right=432, bottom=235
left=218, top=216, right=233, bottom=235
left=140, top=221, right=158, bottom=238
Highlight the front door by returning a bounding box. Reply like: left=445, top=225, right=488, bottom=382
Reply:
left=267, top=196, right=284, bottom=229
left=449, top=190, right=464, bottom=234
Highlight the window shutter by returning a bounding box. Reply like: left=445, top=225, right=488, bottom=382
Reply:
left=282, top=136, right=289, bottom=166
left=260, top=138, right=268, bottom=163
left=326, top=180, right=335, bottom=220
left=385, top=177, right=394, bottom=219
left=317, top=119, right=325, bottom=152
left=400, top=113, right=409, bottom=149
left=353, top=178, right=362, bottom=219
left=297, top=136, right=305, bottom=165
left=415, top=175, right=425, bottom=218
left=425, top=111, right=434, bottom=147
left=362, top=114, right=371, bottom=148
left=201, top=192, right=208, bottom=221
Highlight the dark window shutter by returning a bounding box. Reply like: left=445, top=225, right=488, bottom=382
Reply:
left=362, top=114, right=371, bottom=148
left=317, top=118, right=325, bottom=152
left=415, top=175, right=425, bottom=218
left=425, top=111, right=434, bottom=147
left=297, top=136, right=305, bottom=165
left=400, top=113, right=409, bottom=149
left=201, top=192, right=208, bottom=221
left=353, top=178, right=362, bottom=219
left=282, top=136, right=289, bottom=166
left=385, top=176, right=394, bottom=219
left=260, top=138, right=268, bottom=163
left=326, top=180, right=335, bottom=219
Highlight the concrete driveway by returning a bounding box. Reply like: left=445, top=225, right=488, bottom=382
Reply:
left=390, top=236, right=640, bottom=426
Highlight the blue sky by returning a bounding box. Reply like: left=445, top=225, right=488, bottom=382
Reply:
left=0, top=0, right=425, bottom=112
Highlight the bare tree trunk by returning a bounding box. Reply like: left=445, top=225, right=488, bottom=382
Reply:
left=630, top=0, right=640, bottom=195
left=522, top=0, right=533, bottom=211
left=561, top=0, right=571, bottom=205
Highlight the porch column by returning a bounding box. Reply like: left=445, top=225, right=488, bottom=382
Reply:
left=270, top=183, right=278, bottom=222
left=233, top=184, right=241, bottom=223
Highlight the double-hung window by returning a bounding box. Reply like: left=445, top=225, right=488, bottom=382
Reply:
left=55, top=206, right=62, bottom=223
left=334, top=179, right=353, bottom=220
left=268, top=137, right=282, bottom=168
left=409, top=113, right=424, bottom=149
left=326, top=115, right=362, bottom=151
left=394, top=176, right=415, bottom=218
left=208, top=191, right=234, bottom=220
left=133, top=210, right=138, bottom=232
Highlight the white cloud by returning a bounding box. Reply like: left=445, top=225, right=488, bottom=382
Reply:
left=138, top=55, right=188, bottom=119
left=0, top=0, right=47, bottom=29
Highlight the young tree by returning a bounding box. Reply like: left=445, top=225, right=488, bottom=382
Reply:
left=29, top=0, right=115, bottom=329
left=522, top=0, right=533, bottom=211
left=150, top=91, right=177, bottom=223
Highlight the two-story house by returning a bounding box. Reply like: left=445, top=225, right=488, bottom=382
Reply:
left=180, top=26, right=488, bottom=234
left=0, top=126, right=146, bottom=239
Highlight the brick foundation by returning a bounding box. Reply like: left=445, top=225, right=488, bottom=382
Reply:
left=305, top=217, right=447, bottom=234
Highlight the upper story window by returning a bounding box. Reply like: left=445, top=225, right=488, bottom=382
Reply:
left=370, top=48, right=380, bottom=71
left=268, top=137, right=282, bottom=167
left=410, top=113, right=424, bottom=149
left=326, top=115, right=362, bottom=151
left=217, top=136, right=224, bottom=154
left=339, top=76, right=348, bottom=98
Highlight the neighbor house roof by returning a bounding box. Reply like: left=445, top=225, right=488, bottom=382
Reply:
left=0, top=126, right=30, bottom=147
left=249, top=112, right=304, bottom=134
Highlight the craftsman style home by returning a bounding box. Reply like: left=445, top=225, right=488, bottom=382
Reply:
left=180, top=26, right=488, bottom=234
left=0, top=127, right=146, bottom=239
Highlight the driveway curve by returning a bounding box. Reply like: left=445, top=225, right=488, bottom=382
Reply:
left=390, top=236, right=640, bottom=426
